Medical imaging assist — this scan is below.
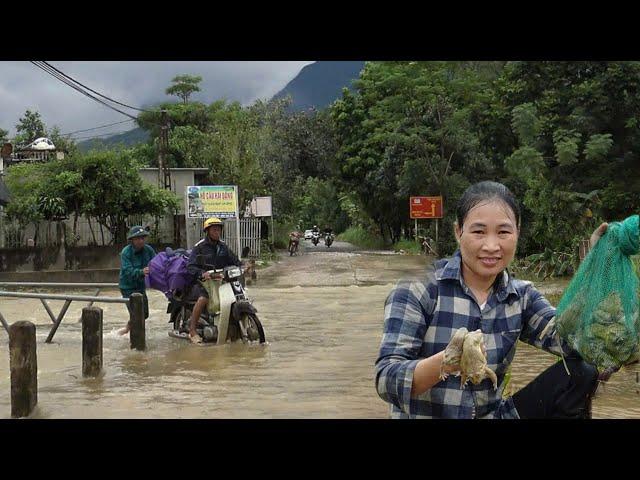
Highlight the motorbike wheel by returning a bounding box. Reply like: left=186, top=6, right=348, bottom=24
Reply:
left=172, top=306, right=188, bottom=332
left=241, top=313, right=266, bottom=343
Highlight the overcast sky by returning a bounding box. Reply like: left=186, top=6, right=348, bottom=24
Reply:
left=0, top=61, right=313, bottom=138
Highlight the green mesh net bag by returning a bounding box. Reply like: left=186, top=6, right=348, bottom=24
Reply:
left=552, top=214, right=640, bottom=371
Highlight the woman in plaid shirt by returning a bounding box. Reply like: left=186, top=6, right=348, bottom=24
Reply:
left=375, top=181, right=608, bottom=419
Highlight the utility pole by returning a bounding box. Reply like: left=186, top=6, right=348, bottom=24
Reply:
left=156, top=110, right=180, bottom=245
left=158, top=109, right=171, bottom=190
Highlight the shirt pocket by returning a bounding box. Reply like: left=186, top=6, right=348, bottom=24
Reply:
left=498, top=316, right=522, bottom=366
left=479, top=314, right=519, bottom=373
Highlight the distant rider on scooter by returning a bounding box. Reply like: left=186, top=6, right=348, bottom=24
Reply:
left=186, top=217, right=242, bottom=344
left=288, top=230, right=302, bottom=255
left=323, top=225, right=334, bottom=247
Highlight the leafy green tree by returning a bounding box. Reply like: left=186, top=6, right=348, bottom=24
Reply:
left=165, top=74, right=202, bottom=104
left=332, top=61, right=492, bottom=248
left=293, top=177, right=350, bottom=233
left=495, top=61, right=640, bottom=254
left=75, top=150, right=179, bottom=243
left=4, top=150, right=180, bottom=245
left=14, top=110, right=47, bottom=145
left=3, top=163, right=48, bottom=244
left=0, top=128, right=8, bottom=144
left=48, top=125, right=78, bottom=156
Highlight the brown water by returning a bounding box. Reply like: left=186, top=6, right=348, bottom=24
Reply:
left=1, top=244, right=638, bottom=418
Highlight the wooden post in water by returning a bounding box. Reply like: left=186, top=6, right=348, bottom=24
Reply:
left=9, top=321, right=37, bottom=418
left=82, top=307, right=103, bottom=377
left=129, top=293, right=145, bottom=351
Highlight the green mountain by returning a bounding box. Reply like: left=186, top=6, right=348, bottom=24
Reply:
left=77, top=127, right=149, bottom=152
left=272, top=61, right=365, bottom=110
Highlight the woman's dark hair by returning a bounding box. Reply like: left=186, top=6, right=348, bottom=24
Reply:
left=456, top=181, right=520, bottom=230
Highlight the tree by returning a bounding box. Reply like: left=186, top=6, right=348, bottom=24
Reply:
left=0, top=128, right=8, bottom=144
left=75, top=149, right=180, bottom=243
left=494, top=61, right=640, bottom=254
left=331, top=61, right=493, bottom=248
left=165, top=74, right=202, bottom=104
left=293, top=177, right=350, bottom=233
left=3, top=150, right=180, bottom=245
left=14, top=110, right=47, bottom=145
left=48, top=125, right=78, bottom=156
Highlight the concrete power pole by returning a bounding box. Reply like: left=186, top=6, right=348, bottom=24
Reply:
left=156, top=110, right=180, bottom=245
left=158, top=109, right=171, bottom=190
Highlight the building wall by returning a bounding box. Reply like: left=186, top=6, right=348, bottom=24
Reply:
left=139, top=168, right=208, bottom=215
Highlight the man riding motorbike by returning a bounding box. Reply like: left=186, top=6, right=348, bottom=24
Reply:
left=288, top=230, right=302, bottom=255
left=185, top=217, right=242, bottom=344
left=323, top=225, right=334, bottom=247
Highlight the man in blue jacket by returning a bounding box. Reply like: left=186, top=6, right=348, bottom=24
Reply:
left=118, top=225, right=156, bottom=335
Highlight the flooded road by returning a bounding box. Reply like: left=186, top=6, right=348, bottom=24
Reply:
left=1, top=241, right=638, bottom=418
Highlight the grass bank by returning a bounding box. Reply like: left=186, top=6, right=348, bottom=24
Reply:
left=337, top=226, right=427, bottom=254
left=392, top=239, right=422, bottom=254
left=337, top=226, right=386, bottom=250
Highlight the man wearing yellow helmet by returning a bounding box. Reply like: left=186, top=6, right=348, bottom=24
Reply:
left=185, top=217, right=241, bottom=343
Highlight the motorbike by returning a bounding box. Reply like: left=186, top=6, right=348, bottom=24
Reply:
left=311, top=231, right=320, bottom=246
left=289, top=233, right=300, bottom=256
left=324, top=232, right=334, bottom=248
left=167, top=261, right=266, bottom=345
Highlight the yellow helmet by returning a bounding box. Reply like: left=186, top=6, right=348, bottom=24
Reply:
left=203, top=217, right=224, bottom=232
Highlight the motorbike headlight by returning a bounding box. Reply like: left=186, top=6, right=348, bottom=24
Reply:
left=227, top=267, right=242, bottom=279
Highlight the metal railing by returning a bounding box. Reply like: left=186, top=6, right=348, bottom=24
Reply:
left=0, top=282, right=118, bottom=288
left=0, top=282, right=128, bottom=343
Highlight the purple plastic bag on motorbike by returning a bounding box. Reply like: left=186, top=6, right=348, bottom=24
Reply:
left=145, top=248, right=193, bottom=299
left=145, top=252, right=171, bottom=296
left=166, top=253, right=192, bottom=293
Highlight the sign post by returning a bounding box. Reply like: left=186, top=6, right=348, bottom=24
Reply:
left=185, top=185, right=241, bottom=256
left=234, top=186, right=241, bottom=257
left=409, top=196, right=444, bottom=249
left=248, top=196, right=274, bottom=247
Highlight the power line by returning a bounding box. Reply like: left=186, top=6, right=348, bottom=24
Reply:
left=32, top=61, right=139, bottom=120
left=30, top=61, right=139, bottom=120
left=40, top=61, right=154, bottom=113
left=72, top=129, right=136, bottom=141
left=61, top=119, right=136, bottom=136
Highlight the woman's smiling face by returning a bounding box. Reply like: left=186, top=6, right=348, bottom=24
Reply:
left=454, top=199, right=519, bottom=282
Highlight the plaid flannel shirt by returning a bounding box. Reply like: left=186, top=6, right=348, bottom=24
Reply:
left=375, top=251, right=572, bottom=419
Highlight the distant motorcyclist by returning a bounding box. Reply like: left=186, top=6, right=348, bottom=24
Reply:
left=288, top=230, right=302, bottom=254
left=185, top=217, right=241, bottom=344
left=310, top=225, right=321, bottom=245
left=323, top=226, right=334, bottom=247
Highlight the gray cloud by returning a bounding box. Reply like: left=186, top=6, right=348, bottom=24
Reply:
left=0, top=61, right=313, bottom=138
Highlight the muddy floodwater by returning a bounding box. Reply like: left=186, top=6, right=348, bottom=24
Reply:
left=1, top=241, right=638, bottom=418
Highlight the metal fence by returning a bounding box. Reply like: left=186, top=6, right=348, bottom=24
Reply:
left=222, top=217, right=262, bottom=258
left=186, top=217, right=262, bottom=258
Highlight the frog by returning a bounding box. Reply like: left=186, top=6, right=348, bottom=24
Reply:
left=459, top=329, right=498, bottom=390
left=439, top=327, right=468, bottom=381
